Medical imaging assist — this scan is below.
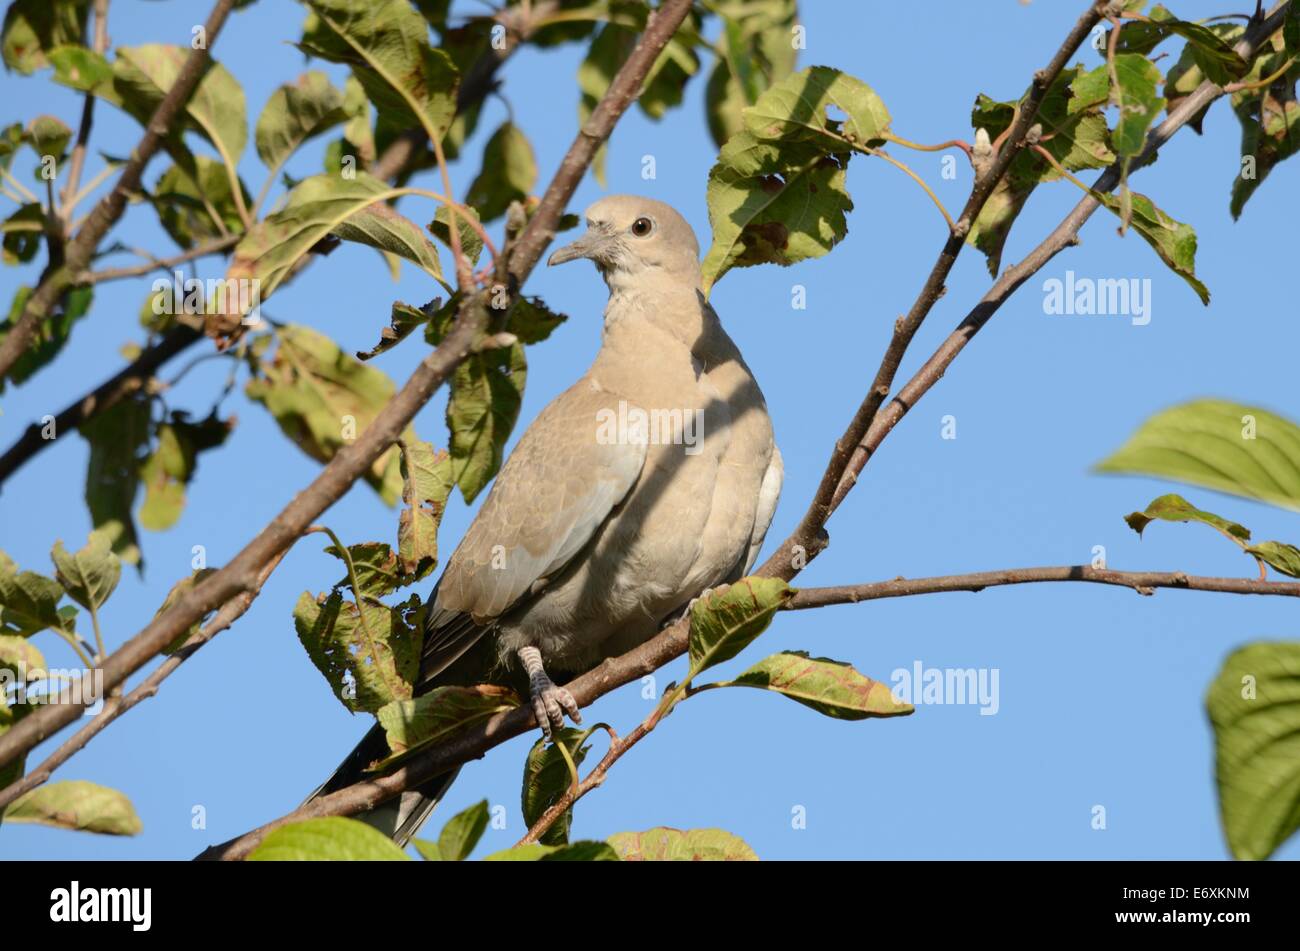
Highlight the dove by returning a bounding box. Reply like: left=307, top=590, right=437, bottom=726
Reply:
left=309, top=195, right=783, bottom=845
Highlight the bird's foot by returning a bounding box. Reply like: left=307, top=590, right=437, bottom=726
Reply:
left=517, top=646, right=581, bottom=739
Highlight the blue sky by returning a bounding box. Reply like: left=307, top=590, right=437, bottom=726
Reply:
left=2, top=0, right=1298, bottom=860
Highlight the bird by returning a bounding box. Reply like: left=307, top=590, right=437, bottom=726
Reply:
left=308, top=195, right=783, bottom=845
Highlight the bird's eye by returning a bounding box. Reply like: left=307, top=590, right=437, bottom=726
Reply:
left=630, top=217, right=654, bottom=238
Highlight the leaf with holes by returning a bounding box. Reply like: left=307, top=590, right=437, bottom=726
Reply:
left=294, top=589, right=423, bottom=714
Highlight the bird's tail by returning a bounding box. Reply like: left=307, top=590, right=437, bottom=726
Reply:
left=303, top=598, right=493, bottom=847
left=303, top=721, right=459, bottom=847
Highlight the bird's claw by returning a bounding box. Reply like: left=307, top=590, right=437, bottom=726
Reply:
left=529, top=672, right=582, bottom=740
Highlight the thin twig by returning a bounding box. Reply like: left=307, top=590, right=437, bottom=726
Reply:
left=0, top=550, right=289, bottom=811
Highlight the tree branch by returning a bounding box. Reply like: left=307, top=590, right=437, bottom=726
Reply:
left=0, top=0, right=237, bottom=383
left=843, top=0, right=1292, bottom=484
left=0, top=0, right=697, bottom=791
left=771, top=0, right=1116, bottom=572
left=0, top=549, right=289, bottom=812
left=57, top=0, right=110, bottom=229
left=190, top=1, right=1297, bottom=860
left=0, top=1, right=555, bottom=490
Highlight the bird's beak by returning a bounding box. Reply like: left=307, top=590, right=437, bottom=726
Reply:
left=547, top=229, right=610, bottom=266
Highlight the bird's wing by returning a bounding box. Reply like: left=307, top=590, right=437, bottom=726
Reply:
left=435, top=380, right=647, bottom=620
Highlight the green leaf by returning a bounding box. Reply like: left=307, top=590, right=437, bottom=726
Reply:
left=50, top=529, right=120, bottom=613
left=2, top=283, right=93, bottom=388
left=688, top=577, right=794, bottom=676
left=465, top=122, right=537, bottom=223
left=300, top=0, right=459, bottom=148
left=1286, top=5, right=1300, bottom=57
left=446, top=337, right=527, bottom=503
left=1122, top=493, right=1251, bottom=545
left=704, top=0, right=798, bottom=149
left=323, top=540, right=404, bottom=598
left=607, top=827, right=758, bottom=861
left=1096, top=400, right=1300, bottom=512
left=138, top=412, right=232, bottom=532
left=356, top=300, right=438, bottom=361
left=1228, top=46, right=1299, bottom=218
left=2, top=204, right=44, bottom=266
left=1113, top=7, right=1249, bottom=86
left=79, top=394, right=151, bottom=565
left=482, top=840, right=620, bottom=861
left=1095, top=189, right=1209, bottom=304
left=428, top=205, right=483, bottom=267
left=508, top=296, right=568, bottom=345
left=1111, top=53, right=1165, bottom=158
left=0, top=563, right=65, bottom=639
left=46, top=43, right=112, bottom=92
left=436, top=799, right=488, bottom=860
left=1245, top=541, right=1300, bottom=579
left=742, top=65, right=890, bottom=149
left=114, top=44, right=247, bottom=178
left=397, top=440, right=452, bottom=580
left=255, top=70, right=349, bottom=173
left=701, top=134, right=853, bottom=293
left=293, top=589, right=423, bottom=714
left=723, top=651, right=915, bottom=720
left=154, top=568, right=218, bottom=655
left=3, top=780, right=142, bottom=836
left=152, top=157, right=250, bottom=250
left=245, top=323, right=411, bottom=505
left=1206, top=641, right=1300, bottom=860
left=410, top=837, right=443, bottom=860
left=26, top=113, right=71, bottom=166
left=1, top=0, right=90, bottom=75
left=0, top=633, right=45, bottom=677
left=522, top=726, right=597, bottom=847
left=374, top=683, right=519, bottom=760
left=967, top=67, right=1115, bottom=275
left=228, top=173, right=447, bottom=304
left=248, top=816, right=410, bottom=860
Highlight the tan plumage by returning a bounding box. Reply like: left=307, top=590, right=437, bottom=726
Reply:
left=312, top=195, right=782, bottom=844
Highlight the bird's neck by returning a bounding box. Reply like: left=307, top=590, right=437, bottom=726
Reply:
left=600, top=276, right=709, bottom=346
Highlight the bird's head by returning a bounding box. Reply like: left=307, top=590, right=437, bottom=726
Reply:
left=547, top=195, right=701, bottom=290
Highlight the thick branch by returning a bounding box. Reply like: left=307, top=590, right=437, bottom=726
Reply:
left=0, top=0, right=237, bottom=383
left=200, top=560, right=1300, bottom=859
left=0, top=0, right=696, bottom=785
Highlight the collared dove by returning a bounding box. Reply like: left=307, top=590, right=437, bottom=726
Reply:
left=310, top=195, right=782, bottom=844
